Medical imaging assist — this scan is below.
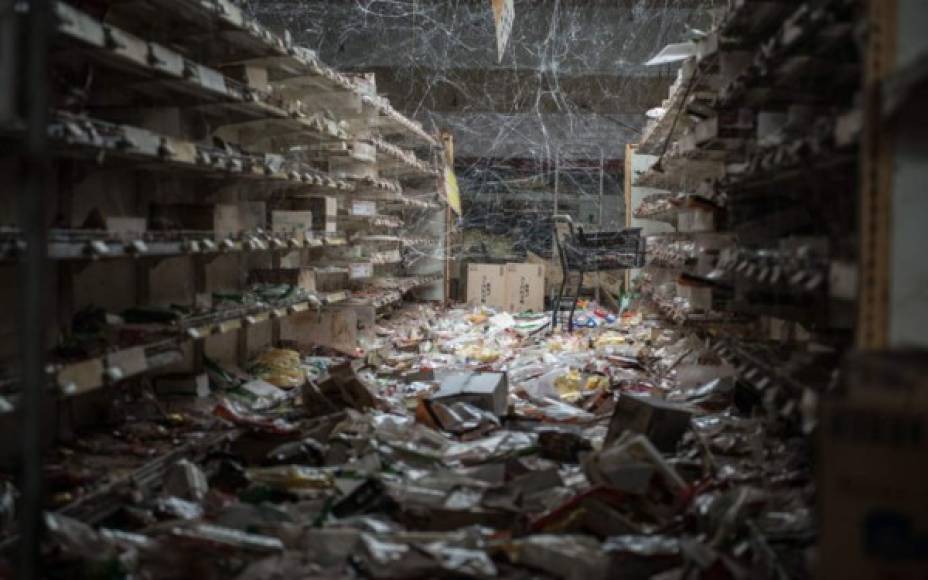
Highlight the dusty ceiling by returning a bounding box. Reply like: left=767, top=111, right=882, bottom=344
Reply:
left=249, top=0, right=718, bottom=253
left=251, top=0, right=717, bottom=161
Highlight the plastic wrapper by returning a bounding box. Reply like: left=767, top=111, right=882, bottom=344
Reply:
left=512, top=397, right=596, bottom=424
left=235, top=378, right=289, bottom=411
left=456, top=344, right=502, bottom=363
left=554, top=369, right=583, bottom=399
left=505, top=534, right=609, bottom=580
left=691, top=486, right=768, bottom=547
left=520, top=366, right=567, bottom=399
left=332, top=478, right=392, bottom=518
left=594, top=332, right=627, bottom=349
left=418, top=399, right=500, bottom=436
left=602, top=535, right=684, bottom=580
left=356, top=534, right=439, bottom=578
left=164, top=522, right=285, bottom=554
left=235, top=552, right=332, bottom=580
left=265, top=438, right=328, bottom=466
left=585, top=433, right=687, bottom=496
left=603, top=535, right=681, bottom=556
left=214, top=398, right=299, bottom=435
left=45, top=513, right=113, bottom=559
left=213, top=502, right=290, bottom=532
left=585, top=375, right=610, bottom=391
left=248, top=348, right=305, bottom=389
left=154, top=496, right=205, bottom=520
left=163, top=459, right=209, bottom=502
left=506, top=360, right=548, bottom=385
left=421, top=541, right=498, bottom=577
left=246, top=465, right=335, bottom=490
left=668, top=377, right=735, bottom=410
left=443, top=430, right=538, bottom=465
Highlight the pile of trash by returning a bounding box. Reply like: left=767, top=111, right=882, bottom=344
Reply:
left=32, top=302, right=815, bottom=579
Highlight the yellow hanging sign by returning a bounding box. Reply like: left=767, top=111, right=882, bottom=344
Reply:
left=444, top=166, right=462, bottom=216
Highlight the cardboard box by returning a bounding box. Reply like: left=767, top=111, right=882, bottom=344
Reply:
left=304, top=363, right=377, bottom=417
left=271, top=210, right=313, bottom=236
left=295, top=197, right=337, bottom=234
left=466, top=264, right=507, bottom=309
left=313, top=268, right=350, bottom=292
left=149, top=203, right=240, bottom=237
left=431, top=372, right=508, bottom=417
left=281, top=308, right=358, bottom=355
left=238, top=201, right=266, bottom=231
left=819, top=351, right=928, bottom=580
left=249, top=268, right=318, bottom=292
left=605, top=394, right=694, bottom=452
left=466, top=262, right=545, bottom=312
left=504, top=263, right=545, bottom=312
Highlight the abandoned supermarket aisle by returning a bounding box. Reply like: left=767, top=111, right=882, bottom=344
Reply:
left=37, top=299, right=804, bottom=579
left=3, top=0, right=928, bottom=578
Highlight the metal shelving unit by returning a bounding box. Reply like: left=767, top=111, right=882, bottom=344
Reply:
left=628, top=0, right=864, bottom=400
left=1, top=1, right=450, bottom=567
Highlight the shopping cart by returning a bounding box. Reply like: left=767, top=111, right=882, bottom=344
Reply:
left=551, top=215, right=646, bottom=331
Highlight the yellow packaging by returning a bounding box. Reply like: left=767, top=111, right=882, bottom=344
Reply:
left=251, top=348, right=304, bottom=389
left=594, top=332, right=626, bottom=349
left=585, top=375, right=609, bottom=391
left=554, top=369, right=582, bottom=395
left=246, top=465, right=334, bottom=490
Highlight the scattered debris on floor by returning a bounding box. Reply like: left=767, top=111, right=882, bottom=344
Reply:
left=14, top=302, right=815, bottom=579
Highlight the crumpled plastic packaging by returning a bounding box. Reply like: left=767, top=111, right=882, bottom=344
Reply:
left=246, top=465, right=335, bottom=491
left=154, top=496, right=205, bottom=521
left=249, top=348, right=305, bottom=389
left=421, top=541, right=498, bottom=577
left=163, top=459, right=209, bottom=502
left=443, top=430, right=538, bottom=465
left=38, top=301, right=822, bottom=579
left=161, top=522, right=285, bottom=554
left=504, top=534, right=610, bottom=580
left=214, top=397, right=299, bottom=435
left=585, top=433, right=687, bottom=495
left=419, top=399, right=500, bottom=436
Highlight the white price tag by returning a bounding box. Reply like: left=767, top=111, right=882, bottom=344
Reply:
left=351, top=200, right=377, bottom=217
left=349, top=262, right=373, bottom=279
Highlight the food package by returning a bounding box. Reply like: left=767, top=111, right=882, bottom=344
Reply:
left=430, top=372, right=509, bottom=417
left=163, top=460, right=209, bottom=503
left=248, top=349, right=305, bottom=389
left=246, top=465, right=335, bottom=490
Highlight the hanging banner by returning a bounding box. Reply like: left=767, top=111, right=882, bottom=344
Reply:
left=491, top=0, right=515, bottom=63
left=444, top=166, right=462, bottom=216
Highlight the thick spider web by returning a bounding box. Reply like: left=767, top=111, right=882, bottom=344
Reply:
left=249, top=0, right=714, bottom=258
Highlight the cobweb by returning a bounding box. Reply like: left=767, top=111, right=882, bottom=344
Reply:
left=249, top=0, right=714, bottom=259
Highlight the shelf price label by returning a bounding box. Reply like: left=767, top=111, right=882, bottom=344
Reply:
left=350, top=262, right=373, bottom=280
